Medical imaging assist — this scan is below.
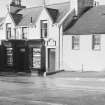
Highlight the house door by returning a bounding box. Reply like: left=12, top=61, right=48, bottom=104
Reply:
left=48, top=48, right=55, bottom=72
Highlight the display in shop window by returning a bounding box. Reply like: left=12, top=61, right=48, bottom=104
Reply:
left=6, top=48, right=13, bottom=66
left=33, top=48, right=41, bottom=68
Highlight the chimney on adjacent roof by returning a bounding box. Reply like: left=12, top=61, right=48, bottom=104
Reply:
left=42, top=0, right=46, bottom=8
left=9, top=0, right=26, bottom=14
left=70, top=0, right=94, bottom=16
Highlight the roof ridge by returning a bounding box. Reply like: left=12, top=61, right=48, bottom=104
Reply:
left=46, top=1, right=70, bottom=6
left=21, top=5, right=43, bottom=11
left=21, top=1, right=70, bottom=10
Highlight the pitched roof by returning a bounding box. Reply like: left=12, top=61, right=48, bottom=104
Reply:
left=46, top=8, right=59, bottom=23
left=11, top=13, right=22, bottom=25
left=0, top=17, right=4, bottom=23
left=17, top=6, right=43, bottom=26
left=63, top=9, right=75, bottom=31
left=0, top=17, right=4, bottom=26
left=14, top=2, right=70, bottom=26
left=64, top=5, right=105, bottom=35
left=47, top=2, right=70, bottom=22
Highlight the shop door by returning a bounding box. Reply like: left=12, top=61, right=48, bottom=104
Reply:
left=18, top=48, right=26, bottom=71
left=48, top=48, right=55, bottom=72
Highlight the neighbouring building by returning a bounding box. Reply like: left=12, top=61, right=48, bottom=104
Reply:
left=0, top=0, right=105, bottom=74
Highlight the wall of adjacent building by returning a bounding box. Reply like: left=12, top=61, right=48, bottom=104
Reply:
left=63, top=34, right=105, bottom=72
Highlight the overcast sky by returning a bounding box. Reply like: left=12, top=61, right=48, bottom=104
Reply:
left=0, top=0, right=105, bottom=17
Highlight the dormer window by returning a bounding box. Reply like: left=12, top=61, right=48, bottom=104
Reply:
left=41, top=20, right=48, bottom=38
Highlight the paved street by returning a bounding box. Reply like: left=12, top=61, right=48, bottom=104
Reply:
left=0, top=76, right=105, bottom=105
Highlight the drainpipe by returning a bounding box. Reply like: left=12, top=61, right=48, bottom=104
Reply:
left=58, top=25, right=61, bottom=71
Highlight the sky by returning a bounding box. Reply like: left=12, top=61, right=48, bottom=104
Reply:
left=0, top=0, right=105, bottom=17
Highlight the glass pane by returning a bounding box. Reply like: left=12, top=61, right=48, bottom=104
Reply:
left=33, top=48, right=41, bottom=68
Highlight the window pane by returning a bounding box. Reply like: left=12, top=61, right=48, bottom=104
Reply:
left=33, top=48, right=41, bottom=68
left=6, top=23, right=11, bottom=39
left=72, top=35, right=80, bottom=50
left=41, top=20, right=48, bottom=38
left=6, top=48, right=13, bottom=66
left=92, top=35, right=101, bottom=50
left=22, top=27, right=27, bottom=39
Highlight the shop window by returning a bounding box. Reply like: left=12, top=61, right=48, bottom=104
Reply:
left=72, top=35, right=80, bottom=50
left=6, top=23, right=11, bottom=39
left=22, top=27, right=28, bottom=39
left=92, top=35, right=101, bottom=50
left=41, top=20, right=48, bottom=38
left=33, top=48, right=41, bottom=68
left=6, top=48, right=13, bottom=66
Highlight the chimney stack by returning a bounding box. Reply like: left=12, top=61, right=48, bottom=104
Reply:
left=70, top=0, right=94, bottom=16
left=9, top=0, right=26, bottom=14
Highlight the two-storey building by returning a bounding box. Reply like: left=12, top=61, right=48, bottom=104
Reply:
left=1, top=0, right=105, bottom=75
left=0, top=0, right=72, bottom=74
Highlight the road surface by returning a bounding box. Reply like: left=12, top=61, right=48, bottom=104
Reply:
left=0, top=76, right=104, bottom=105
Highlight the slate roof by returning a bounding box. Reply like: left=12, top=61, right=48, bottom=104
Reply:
left=0, top=17, right=4, bottom=26
left=46, top=8, right=59, bottom=23
left=64, top=5, right=105, bottom=35
left=11, top=13, right=22, bottom=25
left=47, top=2, right=70, bottom=23
left=0, top=17, right=4, bottom=23
left=14, top=2, right=70, bottom=26
left=17, top=6, right=43, bottom=26
left=63, top=9, right=75, bottom=31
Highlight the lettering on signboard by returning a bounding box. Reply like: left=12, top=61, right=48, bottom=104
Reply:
left=47, top=39, right=56, bottom=46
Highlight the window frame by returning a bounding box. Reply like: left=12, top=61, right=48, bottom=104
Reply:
left=92, top=34, right=101, bottom=51
left=6, top=48, right=13, bottom=66
left=40, top=20, right=48, bottom=38
left=22, top=27, right=28, bottom=39
left=6, top=23, right=12, bottom=40
left=72, top=35, right=80, bottom=50
left=32, top=48, right=41, bottom=69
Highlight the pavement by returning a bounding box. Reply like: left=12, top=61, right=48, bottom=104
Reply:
left=48, top=71, right=105, bottom=79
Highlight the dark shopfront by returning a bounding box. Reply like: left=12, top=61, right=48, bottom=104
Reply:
left=1, top=39, right=46, bottom=75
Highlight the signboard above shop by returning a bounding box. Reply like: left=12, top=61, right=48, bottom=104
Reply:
left=47, top=39, right=56, bottom=46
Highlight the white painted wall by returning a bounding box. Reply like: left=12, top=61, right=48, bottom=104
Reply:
left=36, top=8, right=61, bottom=71
left=3, top=13, right=16, bottom=39
left=0, top=8, right=63, bottom=72
left=16, top=8, right=61, bottom=71
left=0, top=13, right=16, bottom=45
left=63, top=34, right=105, bottom=72
left=0, top=24, right=5, bottom=44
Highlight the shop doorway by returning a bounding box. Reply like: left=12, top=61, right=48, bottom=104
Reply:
left=18, top=48, right=26, bottom=71
left=48, top=48, right=55, bottom=72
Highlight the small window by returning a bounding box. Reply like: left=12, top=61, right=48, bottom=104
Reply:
left=6, top=23, right=11, bottom=39
left=6, top=48, right=13, bottom=66
left=22, top=27, right=27, bottom=39
left=92, top=35, right=101, bottom=50
left=41, top=20, right=48, bottom=38
left=72, top=35, right=80, bottom=50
